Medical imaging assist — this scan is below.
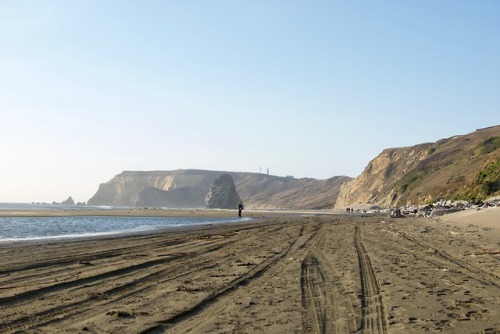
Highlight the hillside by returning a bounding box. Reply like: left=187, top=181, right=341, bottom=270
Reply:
left=88, top=170, right=351, bottom=210
left=335, top=125, right=500, bottom=208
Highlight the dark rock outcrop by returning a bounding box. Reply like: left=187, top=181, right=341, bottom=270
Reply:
left=205, top=174, right=241, bottom=209
left=61, top=196, right=75, bottom=205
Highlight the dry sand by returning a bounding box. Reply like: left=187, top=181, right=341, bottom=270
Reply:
left=0, top=208, right=499, bottom=333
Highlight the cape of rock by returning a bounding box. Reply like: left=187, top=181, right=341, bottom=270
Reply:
left=205, top=174, right=241, bottom=209
left=88, top=169, right=350, bottom=210
left=335, top=125, right=500, bottom=209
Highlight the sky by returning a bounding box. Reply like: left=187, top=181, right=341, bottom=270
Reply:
left=1, top=1, right=499, bottom=203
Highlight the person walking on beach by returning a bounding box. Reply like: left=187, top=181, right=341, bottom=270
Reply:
left=238, top=202, right=244, bottom=217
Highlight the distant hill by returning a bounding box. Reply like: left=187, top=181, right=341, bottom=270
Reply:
left=335, top=125, right=500, bottom=208
left=88, top=170, right=351, bottom=210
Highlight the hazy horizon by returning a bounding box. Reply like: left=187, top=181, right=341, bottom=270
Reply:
left=1, top=1, right=499, bottom=203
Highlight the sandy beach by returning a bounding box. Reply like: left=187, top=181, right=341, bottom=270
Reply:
left=0, top=208, right=499, bottom=333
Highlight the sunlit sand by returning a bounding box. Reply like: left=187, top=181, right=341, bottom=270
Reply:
left=0, top=208, right=498, bottom=333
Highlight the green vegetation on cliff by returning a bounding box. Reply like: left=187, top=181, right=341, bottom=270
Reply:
left=477, top=136, right=500, bottom=156
left=464, top=158, right=500, bottom=199
left=397, top=171, right=424, bottom=194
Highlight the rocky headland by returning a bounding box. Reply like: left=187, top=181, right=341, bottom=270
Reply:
left=87, top=125, right=499, bottom=210
left=88, top=170, right=350, bottom=210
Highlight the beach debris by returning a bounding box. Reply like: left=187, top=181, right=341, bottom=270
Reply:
left=468, top=249, right=500, bottom=256
left=389, top=208, right=405, bottom=218
left=78, top=260, right=94, bottom=266
left=106, top=310, right=134, bottom=318
left=237, top=262, right=256, bottom=267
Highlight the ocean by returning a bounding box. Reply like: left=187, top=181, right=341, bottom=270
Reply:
left=0, top=203, right=252, bottom=243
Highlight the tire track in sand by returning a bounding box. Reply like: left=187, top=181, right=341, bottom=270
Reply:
left=140, top=241, right=296, bottom=333
left=355, top=226, right=388, bottom=334
left=300, top=223, right=357, bottom=334
left=399, top=232, right=500, bottom=286
left=301, top=253, right=356, bottom=334
left=0, top=238, right=243, bottom=333
left=301, top=254, right=330, bottom=333
left=141, top=223, right=319, bottom=334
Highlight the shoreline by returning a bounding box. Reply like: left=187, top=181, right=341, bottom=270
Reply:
left=0, top=208, right=243, bottom=218
left=0, top=220, right=258, bottom=248
left=0, top=209, right=261, bottom=246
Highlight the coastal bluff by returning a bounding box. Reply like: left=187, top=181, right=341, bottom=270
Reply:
left=335, top=125, right=500, bottom=208
left=88, top=170, right=350, bottom=209
left=88, top=125, right=499, bottom=210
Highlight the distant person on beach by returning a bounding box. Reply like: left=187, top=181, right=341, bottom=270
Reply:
left=238, top=202, right=244, bottom=217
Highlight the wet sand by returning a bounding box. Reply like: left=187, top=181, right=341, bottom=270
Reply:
left=0, top=209, right=499, bottom=333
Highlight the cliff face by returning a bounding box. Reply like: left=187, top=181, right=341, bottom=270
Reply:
left=335, top=144, right=431, bottom=208
left=335, top=126, right=500, bottom=208
left=88, top=127, right=499, bottom=210
left=88, top=170, right=220, bottom=207
left=88, top=170, right=351, bottom=209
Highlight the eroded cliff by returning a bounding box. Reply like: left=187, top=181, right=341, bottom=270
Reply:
left=335, top=125, right=500, bottom=208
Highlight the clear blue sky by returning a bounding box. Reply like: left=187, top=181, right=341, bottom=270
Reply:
left=1, top=1, right=499, bottom=203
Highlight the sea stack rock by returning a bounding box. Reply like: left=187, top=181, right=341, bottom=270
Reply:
left=61, top=196, right=75, bottom=205
left=205, top=174, right=242, bottom=209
